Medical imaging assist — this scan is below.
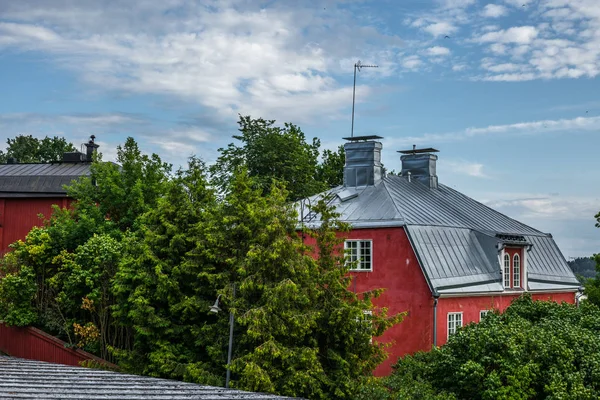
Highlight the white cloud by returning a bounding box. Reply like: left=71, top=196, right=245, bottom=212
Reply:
left=424, top=22, right=457, bottom=37
left=479, top=26, right=539, bottom=44
left=444, top=159, right=488, bottom=178
left=402, top=55, right=423, bottom=70
left=426, top=46, right=451, bottom=56
left=387, top=115, right=600, bottom=146
left=0, top=1, right=403, bottom=125
left=482, top=4, right=508, bottom=18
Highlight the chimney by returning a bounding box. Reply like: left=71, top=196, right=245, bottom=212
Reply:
left=7, top=157, right=18, bottom=164
left=398, top=145, right=439, bottom=189
left=342, top=135, right=383, bottom=187
left=85, top=135, right=99, bottom=162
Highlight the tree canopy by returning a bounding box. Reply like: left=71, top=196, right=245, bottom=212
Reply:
left=0, top=135, right=76, bottom=163
left=0, top=135, right=401, bottom=399
left=211, top=116, right=351, bottom=201
left=359, top=295, right=600, bottom=400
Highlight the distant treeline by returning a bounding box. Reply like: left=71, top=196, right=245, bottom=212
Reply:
left=568, top=256, right=597, bottom=281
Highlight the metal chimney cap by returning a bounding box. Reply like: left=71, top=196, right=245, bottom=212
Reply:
left=342, top=135, right=383, bottom=141
left=397, top=146, right=439, bottom=154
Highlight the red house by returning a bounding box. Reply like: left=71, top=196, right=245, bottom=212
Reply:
left=0, top=138, right=98, bottom=255
left=298, top=136, right=581, bottom=376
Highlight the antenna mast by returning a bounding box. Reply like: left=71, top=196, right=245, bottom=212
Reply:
left=351, top=60, right=378, bottom=138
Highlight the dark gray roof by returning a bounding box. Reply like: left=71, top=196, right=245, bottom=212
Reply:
left=0, top=163, right=91, bottom=197
left=297, top=174, right=579, bottom=294
left=0, top=356, right=296, bottom=399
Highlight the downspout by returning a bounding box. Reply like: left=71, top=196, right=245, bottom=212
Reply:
left=432, top=291, right=440, bottom=347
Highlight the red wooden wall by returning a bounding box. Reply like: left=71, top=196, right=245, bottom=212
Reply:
left=436, top=291, right=575, bottom=346
left=0, top=323, right=116, bottom=368
left=304, top=226, right=577, bottom=376
left=0, top=198, right=69, bottom=255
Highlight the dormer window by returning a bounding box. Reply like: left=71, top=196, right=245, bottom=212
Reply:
left=502, top=249, right=524, bottom=290
left=513, top=254, right=521, bottom=288
left=503, top=254, right=511, bottom=288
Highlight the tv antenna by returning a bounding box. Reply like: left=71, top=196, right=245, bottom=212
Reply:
left=351, top=60, right=378, bottom=138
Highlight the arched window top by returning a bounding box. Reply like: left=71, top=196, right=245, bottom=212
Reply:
left=513, top=253, right=521, bottom=288
left=503, top=254, right=511, bottom=288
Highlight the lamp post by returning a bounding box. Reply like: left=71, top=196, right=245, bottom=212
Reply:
left=209, top=284, right=235, bottom=388
left=351, top=60, right=378, bottom=138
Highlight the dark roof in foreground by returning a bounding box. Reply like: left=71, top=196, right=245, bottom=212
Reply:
left=296, top=174, right=580, bottom=294
left=0, top=163, right=91, bottom=197
left=0, top=356, right=297, bottom=399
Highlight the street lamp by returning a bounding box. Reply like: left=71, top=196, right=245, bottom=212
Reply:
left=209, top=285, right=235, bottom=388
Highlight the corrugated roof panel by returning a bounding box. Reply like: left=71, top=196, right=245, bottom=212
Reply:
left=296, top=172, right=579, bottom=291
left=0, top=163, right=91, bottom=196
left=406, top=226, right=498, bottom=290
left=526, top=235, right=579, bottom=284
left=0, top=356, right=298, bottom=399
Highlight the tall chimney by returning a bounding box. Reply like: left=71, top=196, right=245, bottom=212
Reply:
left=398, top=146, right=439, bottom=189
left=342, top=135, right=383, bottom=187
left=85, top=135, right=99, bottom=162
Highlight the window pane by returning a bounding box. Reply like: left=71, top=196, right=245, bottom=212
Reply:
left=503, top=254, right=511, bottom=288
left=513, top=254, right=521, bottom=288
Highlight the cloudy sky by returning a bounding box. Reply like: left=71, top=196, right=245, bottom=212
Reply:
left=0, top=0, right=599, bottom=257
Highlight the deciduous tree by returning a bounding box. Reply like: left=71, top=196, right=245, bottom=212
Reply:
left=0, top=135, right=75, bottom=163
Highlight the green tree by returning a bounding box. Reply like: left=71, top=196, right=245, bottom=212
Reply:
left=0, top=135, right=76, bottom=163
left=204, top=173, right=403, bottom=398
left=211, top=115, right=325, bottom=201
left=315, top=145, right=345, bottom=188
left=0, top=137, right=171, bottom=363
left=382, top=295, right=600, bottom=400
left=111, top=157, right=222, bottom=383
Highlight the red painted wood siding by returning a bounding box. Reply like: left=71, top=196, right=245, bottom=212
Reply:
left=0, top=323, right=116, bottom=368
left=304, top=227, right=432, bottom=376
left=304, top=226, right=577, bottom=376
left=436, top=292, right=575, bottom=346
left=0, top=198, right=70, bottom=255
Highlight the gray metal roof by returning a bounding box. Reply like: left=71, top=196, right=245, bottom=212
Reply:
left=297, top=174, right=579, bottom=294
left=0, top=163, right=91, bottom=197
left=0, top=356, right=297, bottom=399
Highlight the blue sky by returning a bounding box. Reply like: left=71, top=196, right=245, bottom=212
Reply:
left=0, top=0, right=599, bottom=257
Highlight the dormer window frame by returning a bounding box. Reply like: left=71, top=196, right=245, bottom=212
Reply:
left=500, top=246, right=526, bottom=291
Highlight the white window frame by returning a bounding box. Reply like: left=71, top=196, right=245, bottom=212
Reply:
left=513, top=254, right=521, bottom=288
left=345, top=240, right=373, bottom=271
left=503, top=253, right=511, bottom=288
left=480, top=310, right=490, bottom=321
left=447, top=312, right=463, bottom=336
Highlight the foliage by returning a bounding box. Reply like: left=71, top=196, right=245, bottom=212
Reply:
left=315, top=145, right=345, bottom=189
left=0, top=137, right=170, bottom=363
left=211, top=115, right=326, bottom=201
left=111, top=157, right=221, bottom=382
left=0, top=135, right=75, bottom=163
left=385, top=295, right=600, bottom=400
left=0, top=130, right=404, bottom=399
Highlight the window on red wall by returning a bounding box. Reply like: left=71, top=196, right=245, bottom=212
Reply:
left=447, top=312, right=463, bottom=336
left=345, top=240, right=372, bottom=271
left=503, top=254, right=511, bottom=288
left=503, top=249, right=523, bottom=290
left=513, top=254, right=521, bottom=288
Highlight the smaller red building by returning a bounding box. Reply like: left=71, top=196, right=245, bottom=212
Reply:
left=298, top=137, right=580, bottom=375
left=0, top=139, right=97, bottom=254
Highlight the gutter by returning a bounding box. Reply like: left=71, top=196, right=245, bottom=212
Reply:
left=432, top=291, right=440, bottom=347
